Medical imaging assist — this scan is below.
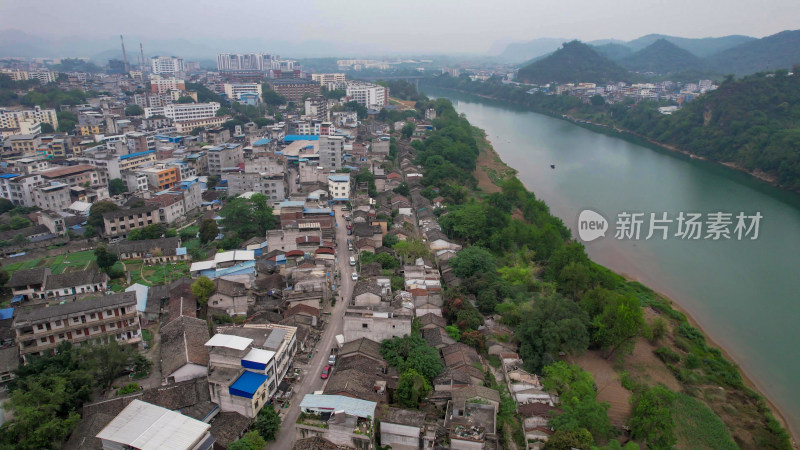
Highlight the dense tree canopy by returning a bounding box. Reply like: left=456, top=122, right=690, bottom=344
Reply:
left=218, top=194, right=277, bottom=241
left=380, top=335, right=443, bottom=381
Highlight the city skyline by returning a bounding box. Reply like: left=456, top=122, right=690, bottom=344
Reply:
left=1, top=0, right=799, bottom=57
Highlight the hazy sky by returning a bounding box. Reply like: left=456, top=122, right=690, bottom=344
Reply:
left=1, top=0, right=799, bottom=55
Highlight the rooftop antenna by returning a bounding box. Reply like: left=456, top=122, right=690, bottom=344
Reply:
left=120, top=35, right=130, bottom=74
left=140, top=43, right=146, bottom=72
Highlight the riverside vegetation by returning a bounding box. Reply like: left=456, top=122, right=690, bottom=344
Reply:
left=426, top=69, right=800, bottom=193
left=399, top=92, right=791, bottom=448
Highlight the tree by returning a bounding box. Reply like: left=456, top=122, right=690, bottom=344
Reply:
left=629, top=385, right=677, bottom=449
left=218, top=194, right=276, bottom=241
left=12, top=233, right=29, bottom=247
left=262, top=89, right=286, bottom=107
left=9, top=215, right=31, bottom=230
left=401, top=121, right=415, bottom=138
left=40, top=122, right=55, bottom=133
left=393, top=182, right=410, bottom=197
left=543, top=429, right=593, bottom=450
left=0, top=198, right=13, bottom=214
left=199, top=219, right=219, bottom=244
left=228, top=431, right=267, bottom=450
left=191, top=276, right=215, bottom=306
left=124, top=104, right=144, bottom=116
left=380, top=335, right=443, bottom=381
left=109, top=178, right=128, bottom=196
left=517, top=295, right=589, bottom=373
left=206, top=175, right=220, bottom=189
left=190, top=126, right=204, bottom=136
left=450, top=246, right=496, bottom=278
left=94, top=246, right=118, bottom=273
left=88, top=200, right=119, bottom=228
left=395, top=369, right=432, bottom=408
left=382, top=233, right=398, bottom=248
left=590, top=94, right=606, bottom=106
left=542, top=362, right=613, bottom=441
left=591, top=293, right=643, bottom=357
left=253, top=406, right=281, bottom=441
left=177, top=96, right=196, bottom=103
left=56, top=111, right=77, bottom=132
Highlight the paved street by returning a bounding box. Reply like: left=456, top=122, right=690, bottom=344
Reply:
left=272, top=204, right=355, bottom=450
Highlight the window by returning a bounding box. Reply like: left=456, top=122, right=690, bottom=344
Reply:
left=362, top=323, right=368, bottom=329
left=90, top=313, right=96, bottom=319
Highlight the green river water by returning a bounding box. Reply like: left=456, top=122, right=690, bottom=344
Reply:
left=427, top=86, right=800, bottom=435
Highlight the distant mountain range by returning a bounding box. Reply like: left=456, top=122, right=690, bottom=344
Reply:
left=512, top=29, right=800, bottom=81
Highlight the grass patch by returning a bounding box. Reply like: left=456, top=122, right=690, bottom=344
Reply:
left=672, top=393, right=737, bottom=449
left=144, top=262, right=189, bottom=285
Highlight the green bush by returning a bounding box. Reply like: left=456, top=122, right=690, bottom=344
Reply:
left=654, top=346, right=681, bottom=364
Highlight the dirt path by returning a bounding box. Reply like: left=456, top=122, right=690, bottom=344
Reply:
left=472, top=127, right=516, bottom=194
left=570, top=351, right=632, bottom=428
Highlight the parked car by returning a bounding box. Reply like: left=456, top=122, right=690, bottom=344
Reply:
left=351, top=272, right=358, bottom=281
left=321, top=365, right=332, bottom=379
left=347, top=229, right=353, bottom=235
left=346, top=224, right=352, bottom=230
left=329, top=348, right=338, bottom=365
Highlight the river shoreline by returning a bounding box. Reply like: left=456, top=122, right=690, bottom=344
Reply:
left=473, top=124, right=799, bottom=446
left=427, top=85, right=799, bottom=196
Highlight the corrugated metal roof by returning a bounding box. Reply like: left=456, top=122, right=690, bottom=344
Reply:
left=96, top=399, right=210, bottom=450
left=243, top=348, right=275, bottom=365
left=204, top=334, right=252, bottom=350
left=299, top=394, right=377, bottom=419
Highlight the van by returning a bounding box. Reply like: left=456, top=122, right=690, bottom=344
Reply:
left=349, top=256, right=356, bottom=266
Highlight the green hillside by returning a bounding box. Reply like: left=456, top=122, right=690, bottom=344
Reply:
left=617, top=72, right=800, bottom=190
left=621, top=39, right=704, bottom=74
left=708, top=29, right=800, bottom=75
left=517, top=41, right=632, bottom=84
left=593, top=42, right=633, bottom=61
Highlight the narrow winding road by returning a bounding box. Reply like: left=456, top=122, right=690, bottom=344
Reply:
left=272, top=205, right=355, bottom=449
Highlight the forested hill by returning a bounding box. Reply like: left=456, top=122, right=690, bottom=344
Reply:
left=620, top=72, right=800, bottom=190
left=620, top=39, right=703, bottom=74
left=517, top=41, right=632, bottom=84
left=708, top=29, right=800, bottom=76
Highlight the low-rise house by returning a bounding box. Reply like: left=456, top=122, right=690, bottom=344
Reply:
left=422, top=327, right=456, bottom=350
left=13, top=292, right=139, bottom=362
left=323, top=368, right=388, bottom=403
left=112, top=237, right=188, bottom=264
left=102, top=205, right=162, bottom=238
left=343, top=304, right=413, bottom=344
left=96, top=399, right=215, bottom=450
left=160, top=316, right=210, bottom=385
left=352, top=279, right=383, bottom=306
left=283, top=304, right=320, bottom=327
left=296, top=394, right=376, bottom=450
left=41, top=269, right=109, bottom=300
left=209, top=278, right=251, bottom=317
left=378, top=407, right=433, bottom=450
left=417, top=313, right=446, bottom=330
left=7, top=267, right=48, bottom=301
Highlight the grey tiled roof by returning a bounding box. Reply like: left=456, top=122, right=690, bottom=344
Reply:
left=15, top=292, right=136, bottom=324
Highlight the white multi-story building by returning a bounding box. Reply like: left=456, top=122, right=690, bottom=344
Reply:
left=150, top=56, right=184, bottom=75
left=223, top=83, right=263, bottom=101
left=0, top=106, right=59, bottom=131
left=144, top=102, right=220, bottom=122
left=28, top=71, right=58, bottom=85
left=217, top=53, right=279, bottom=72
left=327, top=173, right=350, bottom=202
left=311, top=73, right=346, bottom=85
left=346, top=81, right=388, bottom=108
left=149, top=75, right=186, bottom=94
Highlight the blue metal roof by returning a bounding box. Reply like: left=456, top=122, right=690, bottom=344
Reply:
left=120, top=150, right=155, bottom=160
left=253, top=138, right=272, bottom=146
left=229, top=371, right=268, bottom=398
left=0, top=308, right=13, bottom=320
left=0, top=173, right=20, bottom=179
left=283, top=135, right=319, bottom=142
left=328, top=175, right=350, bottom=182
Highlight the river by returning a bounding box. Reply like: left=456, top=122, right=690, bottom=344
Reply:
left=426, top=86, right=800, bottom=435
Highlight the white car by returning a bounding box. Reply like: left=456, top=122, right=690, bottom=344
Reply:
left=351, top=272, right=358, bottom=281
